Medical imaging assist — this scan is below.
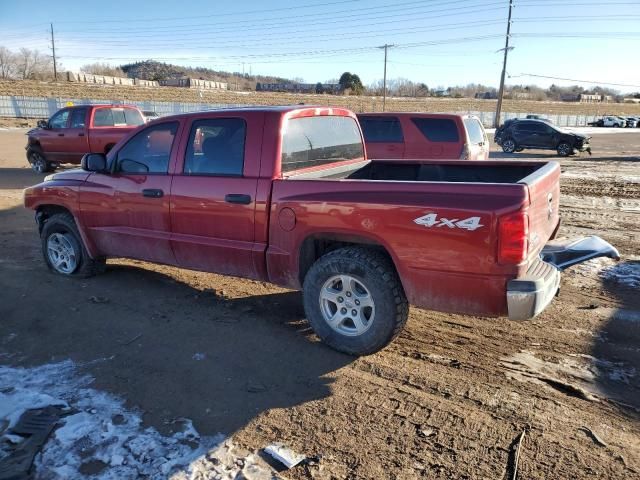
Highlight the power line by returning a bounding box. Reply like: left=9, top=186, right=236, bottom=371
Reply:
left=515, top=73, right=640, bottom=88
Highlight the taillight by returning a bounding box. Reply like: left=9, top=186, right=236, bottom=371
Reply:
left=498, top=212, right=529, bottom=264
left=460, top=143, right=470, bottom=160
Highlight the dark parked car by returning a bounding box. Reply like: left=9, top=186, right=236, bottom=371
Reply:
left=494, top=119, right=591, bottom=157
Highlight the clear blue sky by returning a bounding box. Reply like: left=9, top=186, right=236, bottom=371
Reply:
left=1, top=0, right=639, bottom=92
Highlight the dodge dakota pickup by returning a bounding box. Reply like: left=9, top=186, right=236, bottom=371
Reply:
left=23, top=106, right=619, bottom=355
left=26, top=104, right=145, bottom=173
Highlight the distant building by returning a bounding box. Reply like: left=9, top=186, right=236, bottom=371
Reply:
left=159, top=77, right=228, bottom=90
left=475, top=91, right=497, bottom=99
left=256, top=82, right=341, bottom=93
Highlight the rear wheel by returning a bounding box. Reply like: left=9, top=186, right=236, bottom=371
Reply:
left=557, top=142, right=573, bottom=157
left=502, top=138, right=517, bottom=153
left=303, top=246, right=408, bottom=356
left=29, top=150, right=55, bottom=174
left=41, top=212, right=105, bottom=277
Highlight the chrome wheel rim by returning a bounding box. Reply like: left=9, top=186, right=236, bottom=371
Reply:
left=47, top=233, right=78, bottom=274
left=31, top=153, right=46, bottom=173
left=319, top=274, right=375, bottom=336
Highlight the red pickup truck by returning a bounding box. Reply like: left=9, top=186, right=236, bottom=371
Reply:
left=23, top=106, right=618, bottom=355
left=26, top=104, right=145, bottom=173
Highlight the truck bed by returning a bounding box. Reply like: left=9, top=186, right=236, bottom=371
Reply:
left=293, top=159, right=548, bottom=184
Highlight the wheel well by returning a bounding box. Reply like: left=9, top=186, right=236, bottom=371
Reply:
left=35, top=205, right=72, bottom=233
left=298, top=234, right=396, bottom=285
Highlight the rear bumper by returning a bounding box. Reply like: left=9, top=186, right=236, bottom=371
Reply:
left=507, top=260, right=560, bottom=320
left=507, top=235, right=619, bottom=320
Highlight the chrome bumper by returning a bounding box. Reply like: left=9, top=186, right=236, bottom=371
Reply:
left=507, top=236, right=619, bottom=320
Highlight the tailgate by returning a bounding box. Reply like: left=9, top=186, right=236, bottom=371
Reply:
left=520, top=162, right=560, bottom=259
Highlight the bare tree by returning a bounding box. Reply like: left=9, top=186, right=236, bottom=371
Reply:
left=0, top=46, right=16, bottom=79
left=16, top=48, right=52, bottom=80
left=80, top=62, right=126, bottom=77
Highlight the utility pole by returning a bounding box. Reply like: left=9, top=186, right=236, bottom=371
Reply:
left=494, top=0, right=513, bottom=127
left=378, top=44, right=394, bottom=112
left=50, top=23, right=58, bottom=81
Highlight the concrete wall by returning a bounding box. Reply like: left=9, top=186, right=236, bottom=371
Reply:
left=159, top=78, right=228, bottom=89
left=66, top=71, right=159, bottom=87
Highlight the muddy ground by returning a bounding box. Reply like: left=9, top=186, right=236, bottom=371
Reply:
left=0, top=128, right=639, bottom=479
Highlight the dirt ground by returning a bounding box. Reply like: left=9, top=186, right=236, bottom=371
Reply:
left=3, top=79, right=640, bottom=117
left=0, top=128, right=639, bottom=479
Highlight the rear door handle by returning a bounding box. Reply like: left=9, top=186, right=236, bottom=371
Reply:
left=78, top=133, right=85, bottom=137
left=225, top=194, right=252, bottom=204
left=57, top=133, right=64, bottom=137
left=142, top=189, right=164, bottom=198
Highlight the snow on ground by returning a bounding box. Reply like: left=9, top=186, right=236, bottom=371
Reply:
left=569, top=257, right=640, bottom=288
left=0, top=361, right=276, bottom=479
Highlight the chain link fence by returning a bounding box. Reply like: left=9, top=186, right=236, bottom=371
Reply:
left=0, top=95, right=601, bottom=127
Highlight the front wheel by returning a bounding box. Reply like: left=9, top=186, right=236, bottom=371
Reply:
left=41, top=212, right=105, bottom=277
left=303, top=247, right=408, bottom=356
left=29, top=150, right=55, bottom=174
left=502, top=138, right=517, bottom=153
left=557, top=142, right=574, bottom=157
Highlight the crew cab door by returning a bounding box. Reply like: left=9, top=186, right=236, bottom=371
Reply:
left=169, top=114, right=262, bottom=279
left=64, top=107, right=91, bottom=162
left=79, top=121, right=181, bottom=264
left=37, top=108, right=71, bottom=162
left=358, top=115, right=405, bottom=159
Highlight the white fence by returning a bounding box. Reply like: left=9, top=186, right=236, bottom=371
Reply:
left=0, top=95, right=602, bottom=127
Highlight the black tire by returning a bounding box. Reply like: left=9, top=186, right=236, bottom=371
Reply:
left=29, top=149, right=55, bottom=174
left=515, top=148, right=524, bottom=152
left=502, top=138, right=517, bottom=153
left=303, top=246, right=409, bottom=356
left=41, top=212, right=105, bottom=277
left=613, top=123, right=620, bottom=128
left=557, top=142, right=574, bottom=157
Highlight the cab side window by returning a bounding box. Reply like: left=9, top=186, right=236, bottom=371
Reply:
left=49, top=109, right=70, bottom=129
left=184, top=118, right=246, bottom=176
left=116, top=122, right=178, bottom=174
left=70, top=108, right=87, bottom=128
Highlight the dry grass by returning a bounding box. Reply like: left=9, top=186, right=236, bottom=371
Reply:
left=2, top=79, right=640, bottom=116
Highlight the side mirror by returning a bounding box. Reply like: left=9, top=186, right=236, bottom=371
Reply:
left=37, top=119, right=49, bottom=129
left=81, top=153, right=107, bottom=172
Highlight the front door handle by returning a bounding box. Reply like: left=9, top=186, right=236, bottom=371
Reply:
left=78, top=133, right=85, bottom=137
left=57, top=133, right=64, bottom=137
left=142, top=189, right=164, bottom=198
left=225, top=193, right=251, bottom=204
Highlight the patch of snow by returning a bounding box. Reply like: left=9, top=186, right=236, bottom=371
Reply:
left=0, top=361, right=276, bottom=479
left=568, top=257, right=640, bottom=288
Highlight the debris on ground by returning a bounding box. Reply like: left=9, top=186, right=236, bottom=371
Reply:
left=578, top=426, right=608, bottom=447
left=263, top=443, right=306, bottom=469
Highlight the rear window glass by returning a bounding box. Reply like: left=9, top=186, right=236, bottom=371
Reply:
left=358, top=116, right=403, bottom=142
left=411, top=117, right=459, bottom=143
left=463, top=118, right=485, bottom=144
left=281, top=116, right=364, bottom=173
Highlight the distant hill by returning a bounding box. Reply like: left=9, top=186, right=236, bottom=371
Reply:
left=120, top=60, right=293, bottom=90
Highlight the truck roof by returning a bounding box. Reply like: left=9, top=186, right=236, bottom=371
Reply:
left=153, top=105, right=355, bottom=122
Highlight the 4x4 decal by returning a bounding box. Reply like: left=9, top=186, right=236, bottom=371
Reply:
left=414, top=213, right=484, bottom=231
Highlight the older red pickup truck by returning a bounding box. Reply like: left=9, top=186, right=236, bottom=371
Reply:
left=26, top=104, right=145, bottom=173
left=23, top=106, right=618, bottom=355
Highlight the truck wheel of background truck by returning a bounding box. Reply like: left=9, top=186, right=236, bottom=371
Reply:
left=41, top=212, right=105, bottom=277
left=303, top=246, right=409, bottom=356
left=28, top=150, right=55, bottom=174
left=501, top=139, right=517, bottom=153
